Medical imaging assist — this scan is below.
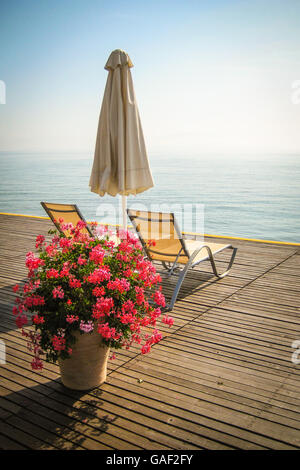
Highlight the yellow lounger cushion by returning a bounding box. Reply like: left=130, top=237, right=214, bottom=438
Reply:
left=146, top=238, right=230, bottom=264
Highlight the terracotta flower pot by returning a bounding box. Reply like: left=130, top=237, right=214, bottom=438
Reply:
left=58, top=330, right=110, bottom=391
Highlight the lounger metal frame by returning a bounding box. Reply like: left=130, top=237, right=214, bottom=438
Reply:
left=127, top=209, right=237, bottom=310
left=41, top=202, right=94, bottom=237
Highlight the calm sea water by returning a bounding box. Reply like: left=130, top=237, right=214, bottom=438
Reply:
left=0, top=152, right=299, bottom=243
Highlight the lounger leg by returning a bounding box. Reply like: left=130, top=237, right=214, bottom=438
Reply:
left=205, top=246, right=237, bottom=279
left=166, top=247, right=205, bottom=310
left=167, top=258, right=195, bottom=311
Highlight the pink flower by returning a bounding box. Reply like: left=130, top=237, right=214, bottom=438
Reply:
left=97, top=322, right=121, bottom=340
left=25, top=251, right=44, bottom=271
left=92, top=297, right=114, bottom=319
left=87, top=267, right=111, bottom=284
left=80, top=321, right=94, bottom=333
left=76, top=220, right=87, bottom=231
left=12, top=306, right=19, bottom=316
left=89, top=246, right=105, bottom=264
left=13, top=284, right=19, bottom=293
left=31, top=357, right=43, bottom=370
left=117, top=229, right=141, bottom=248
left=152, top=330, right=163, bottom=343
left=16, top=314, right=28, bottom=328
left=141, top=343, right=151, bottom=354
left=123, top=268, right=133, bottom=278
left=51, top=234, right=60, bottom=244
left=46, top=268, right=59, bottom=279
left=35, top=235, right=45, bottom=249
left=69, top=277, right=82, bottom=289
left=104, top=239, right=115, bottom=250
left=59, top=237, right=73, bottom=250
left=95, top=224, right=108, bottom=237
left=154, top=290, right=166, bottom=307
left=52, top=335, right=66, bottom=351
left=24, top=295, right=45, bottom=308
left=162, top=315, right=174, bottom=327
left=120, top=312, right=135, bottom=325
left=107, top=278, right=130, bottom=294
left=45, top=244, right=58, bottom=257
left=97, top=322, right=112, bottom=338
left=52, top=286, right=64, bottom=299
left=77, top=255, right=87, bottom=265
left=118, top=240, right=134, bottom=255
left=135, top=286, right=145, bottom=305
left=59, top=264, right=70, bottom=278
left=92, top=286, right=105, bottom=297
left=66, top=314, right=79, bottom=324
left=32, top=315, right=45, bottom=325
left=59, top=222, right=73, bottom=232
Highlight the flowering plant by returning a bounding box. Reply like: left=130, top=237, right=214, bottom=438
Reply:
left=13, top=219, right=173, bottom=370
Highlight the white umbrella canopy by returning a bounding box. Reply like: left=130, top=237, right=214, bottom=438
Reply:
left=89, top=49, right=154, bottom=229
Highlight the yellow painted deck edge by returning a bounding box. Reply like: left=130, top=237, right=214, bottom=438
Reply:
left=0, top=212, right=49, bottom=220
left=183, top=231, right=300, bottom=246
left=1, top=212, right=300, bottom=246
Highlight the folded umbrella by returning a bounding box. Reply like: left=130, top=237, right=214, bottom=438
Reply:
left=89, top=49, right=154, bottom=229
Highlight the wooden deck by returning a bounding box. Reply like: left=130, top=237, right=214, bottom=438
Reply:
left=0, top=213, right=300, bottom=450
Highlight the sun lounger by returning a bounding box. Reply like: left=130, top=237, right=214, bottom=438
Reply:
left=127, top=209, right=237, bottom=310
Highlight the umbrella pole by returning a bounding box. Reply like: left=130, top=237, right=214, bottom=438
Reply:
left=122, top=195, right=127, bottom=231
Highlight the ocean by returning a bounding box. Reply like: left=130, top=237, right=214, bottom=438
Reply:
left=0, top=152, right=299, bottom=243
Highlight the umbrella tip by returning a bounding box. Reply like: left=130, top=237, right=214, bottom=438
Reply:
left=105, top=49, right=133, bottom=70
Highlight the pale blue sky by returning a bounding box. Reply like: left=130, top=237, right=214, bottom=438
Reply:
left=1, top=0, right=300, bottom=155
